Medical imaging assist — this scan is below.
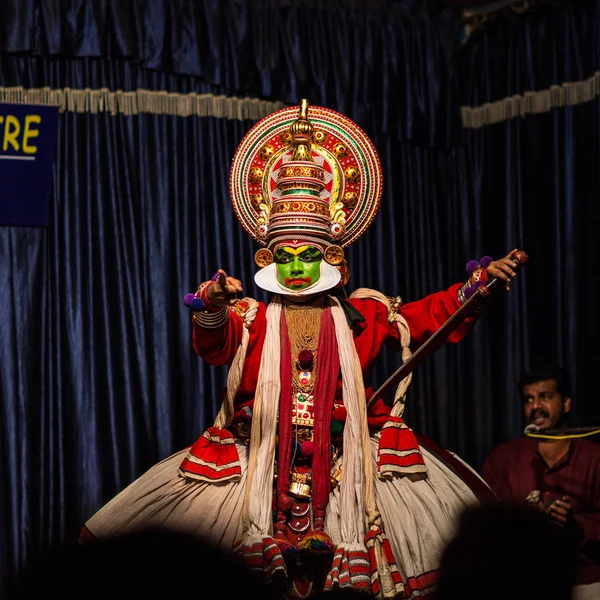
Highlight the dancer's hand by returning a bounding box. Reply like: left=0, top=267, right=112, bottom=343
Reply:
left=486, top=249, right=520, bottom=291
left=207, top=269, right=243, bottom=307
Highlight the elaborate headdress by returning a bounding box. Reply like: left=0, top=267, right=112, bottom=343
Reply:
left=230, top=99, right=383, bottom=294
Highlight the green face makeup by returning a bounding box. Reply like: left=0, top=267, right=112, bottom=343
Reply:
left=275, top=245, right=323, bottom=290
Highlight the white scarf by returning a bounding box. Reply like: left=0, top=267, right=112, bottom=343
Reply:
left=241, top=295, right=372, bottom=551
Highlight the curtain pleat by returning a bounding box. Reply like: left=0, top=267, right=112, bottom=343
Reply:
left=0, top=0, right=461, bottom=146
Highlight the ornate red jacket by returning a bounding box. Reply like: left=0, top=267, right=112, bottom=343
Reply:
left=192, top=283, right=472, bottom=430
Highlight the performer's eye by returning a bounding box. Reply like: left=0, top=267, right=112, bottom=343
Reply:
left=300, top=252, right=322, bottom=262
left=274, top=249, right=293, bottom=263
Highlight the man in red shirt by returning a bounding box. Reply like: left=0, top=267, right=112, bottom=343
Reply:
left=482, top=366, right=600, bottom=599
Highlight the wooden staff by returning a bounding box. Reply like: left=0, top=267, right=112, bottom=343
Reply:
left=366, top=250, right=529, bottom=408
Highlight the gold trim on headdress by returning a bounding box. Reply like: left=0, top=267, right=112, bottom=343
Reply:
left=229, top=100, right=383, bottom=255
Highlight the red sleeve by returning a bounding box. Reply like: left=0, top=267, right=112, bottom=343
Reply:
left=192, top=309, right=244, bottom=366
left=399, top=282, right=476, bottom=348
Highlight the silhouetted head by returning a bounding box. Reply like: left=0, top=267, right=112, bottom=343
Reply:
left=436, top=501, right=576, bottom=600
left=7, top=528, right=276, bottom=600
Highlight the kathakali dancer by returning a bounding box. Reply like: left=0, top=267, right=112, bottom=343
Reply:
left=82, top=100, right=520, bottom=599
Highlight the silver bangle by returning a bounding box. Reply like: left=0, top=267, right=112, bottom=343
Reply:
left=193, top=306, right=229, bottom=329
left=457, top=283, right=468, bottom=305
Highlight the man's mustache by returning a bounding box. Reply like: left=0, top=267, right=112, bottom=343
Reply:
left=530, top=409, right=550, bottom=422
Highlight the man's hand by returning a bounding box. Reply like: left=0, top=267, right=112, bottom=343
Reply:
left=206, top=269, right=243, bottom=307
left=547, top=495, right=575, bottom=528
left=486, top=249, right=519, bottom=291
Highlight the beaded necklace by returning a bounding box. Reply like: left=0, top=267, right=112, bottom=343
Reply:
left=283, top=298, right=326, bottom=395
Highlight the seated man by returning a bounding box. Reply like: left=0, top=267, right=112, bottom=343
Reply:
left=482, top=365, right=600, bottom=599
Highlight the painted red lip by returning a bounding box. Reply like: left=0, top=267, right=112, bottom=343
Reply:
left=285, top=277, right=312, bottom=286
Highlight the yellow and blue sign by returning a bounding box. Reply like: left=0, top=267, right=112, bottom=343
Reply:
left=0, top=102, right=59, bottom=226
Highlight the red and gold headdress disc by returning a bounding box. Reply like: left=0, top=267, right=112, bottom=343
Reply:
left=230, top=100, right=383, bottom=283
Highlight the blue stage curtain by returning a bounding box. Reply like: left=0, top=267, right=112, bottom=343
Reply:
left=458, top=0, right=600, bottom=450
left=0, top=59, right=473, bottom=581
left=458, top=0, right=599, bottom=107
left=0, top=0, right=469, bottom=586
left=0, top=0, right=461, bottom=146
left=0, top=65, right=258, bottom=590
left=5, top=0, right=599, bottom=592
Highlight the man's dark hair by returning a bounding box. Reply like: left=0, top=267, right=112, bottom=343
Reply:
left=517, top=364, right=570, bottom=398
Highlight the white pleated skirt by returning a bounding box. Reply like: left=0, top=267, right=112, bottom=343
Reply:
left=85, top=436, right=481, bottom=583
